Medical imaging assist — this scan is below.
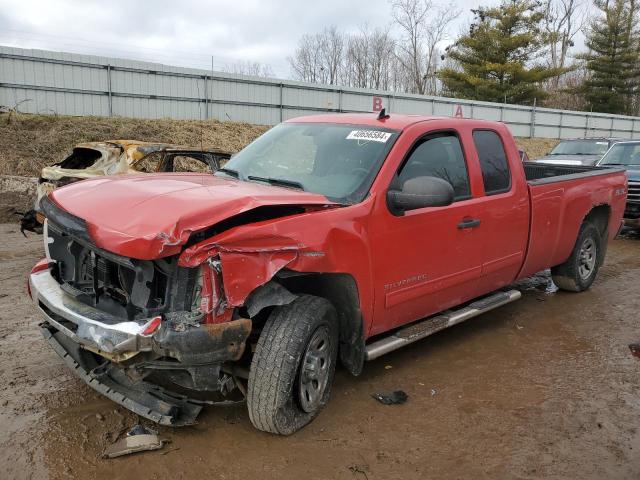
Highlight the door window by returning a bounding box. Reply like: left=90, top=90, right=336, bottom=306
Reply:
left=170, top=154, right=212, bottom=173
left=133, top=152, right=163, bottom=173
left=473, top=130, right=511, bottom=194
left=397, top=134, right=470, bottom=200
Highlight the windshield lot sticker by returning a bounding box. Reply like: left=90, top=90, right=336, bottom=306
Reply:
left=346, top=130, right=392, bottom=143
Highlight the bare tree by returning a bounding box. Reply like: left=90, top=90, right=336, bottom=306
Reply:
left=222, top=60, right=274, bottom=78
left=289, top=27, right=346, bottom=85
left=288, top=1, right=458, bottom=94
left=542, top=0, right=587, bottom=88
left=391, top=0, right=460, bottom=95
left=368, top=28, right=396, bottom=90
left=319, top=26, right=345, bottom=85
left=288, top=34, right=323, bottom=83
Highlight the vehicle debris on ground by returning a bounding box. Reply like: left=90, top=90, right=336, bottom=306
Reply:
left=371, top=390, right=409, bottom=405
left=102, top=424, right=165, bottom=459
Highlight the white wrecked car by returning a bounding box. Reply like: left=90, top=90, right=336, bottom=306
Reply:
left=21, top=140, right=230, bottom=233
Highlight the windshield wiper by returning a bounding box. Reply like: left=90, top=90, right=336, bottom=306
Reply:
left=247, top=175, right=305, bottom=191
left=216, top=167, right=240, bottom=178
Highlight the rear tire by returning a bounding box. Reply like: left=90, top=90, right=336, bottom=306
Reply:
left=551, top=221, right=603, bottom=292
left=247, top=295, right=339, bottom=435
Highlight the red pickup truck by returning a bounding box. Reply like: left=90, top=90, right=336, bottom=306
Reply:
left=29, top=113, right=627, bottom=434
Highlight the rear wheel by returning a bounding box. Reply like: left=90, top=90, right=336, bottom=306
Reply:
left=247, top=295, right=338, bottom=435
left=551, top=221, right=603, bottom=292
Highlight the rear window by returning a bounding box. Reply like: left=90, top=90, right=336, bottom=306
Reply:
left=473, top=130, right=511, bottom=195
left=550, top=140, right=609, bottom=156
left=57, top=148, right=102, bottom=169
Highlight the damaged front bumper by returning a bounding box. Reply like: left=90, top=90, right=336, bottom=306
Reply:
left=30, top=268, right=252, bottom=425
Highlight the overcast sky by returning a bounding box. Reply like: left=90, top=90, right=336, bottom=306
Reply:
left=0, top=0, right=584, bottom=78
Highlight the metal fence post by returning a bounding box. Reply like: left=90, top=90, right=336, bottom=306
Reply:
left=107, top=64, right=113, bottom=117
left=585, top=108, right=591, bottom=136
left=279, top=83, right=284, bottom=122
left=530, top=98, right=537, bottom=138
left=338, top=89, right=342, bottom=112
left=204, top=75, right=209, bottom=120
left=610, top=117, right=614, bottom=137
left=559, top=111, right=563, bottom=139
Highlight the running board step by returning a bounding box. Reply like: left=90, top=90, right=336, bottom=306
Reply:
left=365, top=289, right=522, bottom=361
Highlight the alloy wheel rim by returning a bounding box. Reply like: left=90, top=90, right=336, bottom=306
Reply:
left=298, top=326, right=331, bottom=413
left=578, top=237, right=597, bottom=280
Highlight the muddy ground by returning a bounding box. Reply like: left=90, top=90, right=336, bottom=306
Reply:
left=1, top=223, right=639, bottom=480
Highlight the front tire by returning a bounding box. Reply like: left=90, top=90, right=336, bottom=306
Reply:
left=247, top=295, right=339, bottom=435
left=551, top=221, right=604, bottom=292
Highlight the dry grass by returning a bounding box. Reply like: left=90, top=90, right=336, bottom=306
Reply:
left=0, top=113, right=559, bottom=177
left=0, top=113, right=268, bottom=176
left=516, top=137, right=559, bottom=160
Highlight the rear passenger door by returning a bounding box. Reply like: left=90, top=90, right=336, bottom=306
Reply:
left=470, top=130, right=529, bottom=294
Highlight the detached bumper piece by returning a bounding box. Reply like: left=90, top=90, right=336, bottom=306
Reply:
left=41, top=324, right=204, bottom=426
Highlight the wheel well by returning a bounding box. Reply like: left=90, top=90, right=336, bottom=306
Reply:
left=246, top=272, right=365, bottom=376
left=584, top=204, right=610, bottom=237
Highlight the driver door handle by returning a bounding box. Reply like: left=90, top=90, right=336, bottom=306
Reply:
left=457, top=218, right=481, bottom=229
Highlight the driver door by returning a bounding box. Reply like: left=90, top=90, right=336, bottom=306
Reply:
left=369, top=131, right=484, bottom=335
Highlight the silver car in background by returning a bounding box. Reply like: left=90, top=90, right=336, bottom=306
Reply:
left=531, top=138, right=629, bottom=166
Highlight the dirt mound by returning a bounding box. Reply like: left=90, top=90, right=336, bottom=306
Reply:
left=0, top=113, right=269, bottom=177
left=0, top=113, right=558, bottom=178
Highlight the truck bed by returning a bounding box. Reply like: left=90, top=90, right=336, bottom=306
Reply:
left=523, top=163, right=624, bottom=184
left=518, top=163, right=627, bottom=279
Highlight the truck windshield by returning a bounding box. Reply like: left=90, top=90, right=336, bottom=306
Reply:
left=550, top=140, right=609, bottom=156
left=599, top=143, right=640, bottom=166
left=216, top=123, right=399, bottom=203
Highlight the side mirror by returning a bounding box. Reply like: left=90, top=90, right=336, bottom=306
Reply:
left=387, top=176, right=454, bottom=214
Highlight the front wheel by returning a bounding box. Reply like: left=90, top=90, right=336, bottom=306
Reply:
left=247, top=295, right=339, bottom=435
left=551, top=221, right=604, bottom=292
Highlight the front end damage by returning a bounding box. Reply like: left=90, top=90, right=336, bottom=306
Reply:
left=30, top=174, right=364, bottom=426
left=31, top=263, right=252, bottom=425
left=31, top=214, right=256, bottom=425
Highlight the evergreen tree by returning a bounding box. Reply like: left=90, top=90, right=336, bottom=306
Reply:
left=439, top=0, right=566, bottom=104
left=580, top=0, right=640, bottom=115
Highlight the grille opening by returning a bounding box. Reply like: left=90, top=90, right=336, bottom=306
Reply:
left=47, top=223, right=172, bottom=320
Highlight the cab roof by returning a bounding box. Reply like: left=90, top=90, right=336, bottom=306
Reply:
left=286, top=113, right=501, bottom=131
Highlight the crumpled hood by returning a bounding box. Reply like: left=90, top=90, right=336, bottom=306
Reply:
left=49, top=173, right=336, bottom=259
left=533, top=154, right=601, bottom=166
